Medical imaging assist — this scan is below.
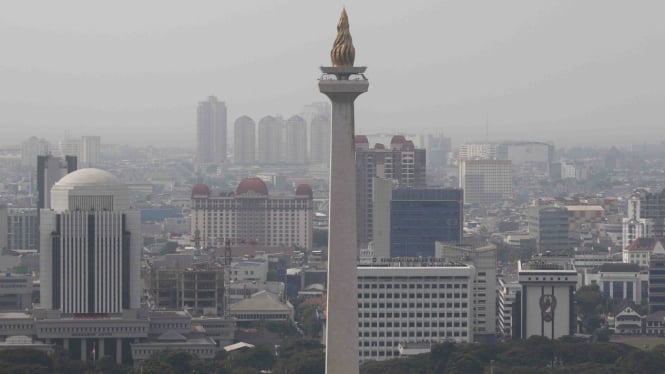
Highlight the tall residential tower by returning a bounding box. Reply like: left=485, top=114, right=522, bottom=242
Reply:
left=196, top=96, right=228, bottom=164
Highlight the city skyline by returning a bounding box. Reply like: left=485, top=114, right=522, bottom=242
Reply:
left=1, top=1, right=664, bottom=148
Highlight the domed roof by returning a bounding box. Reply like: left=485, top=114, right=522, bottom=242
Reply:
left=390, top=135, right=406, bottom=145
left=234, top=115, right=256, bottom=127
left=236, top=177, right=269, bottom=196
left=286, top=115, right=306, bottom=125
left=55, top=168, right=121, bottom=188
left=192, top=183, right=210, bottom=197
left=295, top=184, right=313, bottom=198
left=403, top=140, right=415, bottom=150
left=355, top=135, right=368, bottom=144
left=374, top=143, right=385, bottom=150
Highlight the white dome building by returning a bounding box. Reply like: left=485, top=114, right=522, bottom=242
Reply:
left=40, top=168, right=141, bottom=315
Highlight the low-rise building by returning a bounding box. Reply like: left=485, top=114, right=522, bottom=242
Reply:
left=624, top=237, right=665, bottom=268
left=611, top=302, right=644, bottom=335
left=229, top=291, right=293, bottom=322
left=584, top=263, right=647, bottom=304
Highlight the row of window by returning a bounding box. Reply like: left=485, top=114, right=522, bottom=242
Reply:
left=359, top=330, right=467, bottom=342
left=358, top=283, right=467, bottom=289
left=359, top=302, right=468, bottom=309
left=359, top=311, right=467, bottom=319
left=360, top=321, right=468, bottom=328
left=358, top=293, right=468, bottom=299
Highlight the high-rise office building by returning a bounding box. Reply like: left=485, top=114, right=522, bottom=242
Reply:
left=37, top=155, right=77, bottom=250
left=459, top=159, right=512, bottom=205
left=196, top=96, right=227, bottom=164
left=496, top=141, right=553, bottom=173
left=357, top=264, right=474, bottom=361
left=372, top=178, right=462, bottom=258
left=356, top=135, right=426, bottom=248
left=436, top=243, right=497, bottom=343
left=20, top=136, right=50, bottom=167
left=285, top=115, right=307, bottom=164
left=426, top=134, right=452, bottom=167
left=458, top=142, right=496, bottom=161
left=40, top=168, right=142, bottom=314
left=649, top=245, right=665, bottom=313
left=4, top=208, right=38, bottom=250
left=58, top=137, right=81, bottom=159
left=257, top=115, right=285, bottom=164
left=528, top=206, right=576, bottom=253
left=233, top=116, right=256, bottom=165
left=37, top=155, right=77, bottom=210
left=622, top=189, right=665, bottom=249
left=80, top=136, right=101, bottom=166
left=309, top=115, right=330, bottom=165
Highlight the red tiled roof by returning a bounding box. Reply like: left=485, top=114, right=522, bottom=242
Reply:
left=624, top=237, right=665, bottom=251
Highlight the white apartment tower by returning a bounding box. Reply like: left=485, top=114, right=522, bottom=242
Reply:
left=285, top=115, right=308, bottom=164
left=196, top=96, right=227, bottom=164
left=257, top=115, right=285, bottom=164
left=310, top=115, right=330, bottom=164
left=80, top=136, right=101, bottom=166
left=233, top=116, right=256, bottom=165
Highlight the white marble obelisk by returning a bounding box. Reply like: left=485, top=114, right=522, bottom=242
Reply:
left=319, top=8, right=368, bottom=374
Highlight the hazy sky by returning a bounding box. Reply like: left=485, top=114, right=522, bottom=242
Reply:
left=1, top=0, right=664, bottom=148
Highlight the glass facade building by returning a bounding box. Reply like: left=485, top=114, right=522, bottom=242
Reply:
left=389, top=189, right=463, bottom=258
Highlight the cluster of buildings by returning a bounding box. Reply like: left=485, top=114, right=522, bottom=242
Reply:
left=195, top=96, right=330, bottom=166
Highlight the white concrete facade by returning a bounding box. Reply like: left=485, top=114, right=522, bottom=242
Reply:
left=518, top=257, right=577, bottom=340
left=459, top=159, right=512, bottom=205
left=357, top=265, right=474, bottom=361
left=320, top=64, right=368, bottom=374
left=498, top=277, right=520, bottom=339
left=40, top=168, right=142, bottom=312
left=436, top=243, right=497, bottom=342
left=190, top=185, right=313, bottom=249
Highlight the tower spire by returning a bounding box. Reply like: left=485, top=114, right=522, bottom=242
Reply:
left=331, top=8, right=356, bottom=67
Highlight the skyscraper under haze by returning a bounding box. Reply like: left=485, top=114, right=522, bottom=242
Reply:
left=233, top=116, right=256, bottom=165
left=197, top=96, right=228, bottom=164
left=80, top=136, right=101, bottom=166
left=257, top=115, right=285, bottom=164
left=309, top=115, right=330, bottom=165
left=285, top=115, right=307, bottom=164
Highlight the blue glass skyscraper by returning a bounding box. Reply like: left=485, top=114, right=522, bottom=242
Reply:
left=389, top=188, right=463, bottom=258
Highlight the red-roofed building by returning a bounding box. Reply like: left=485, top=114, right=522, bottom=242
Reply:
left=191, top=178, right=313, bottom=249
left=354, top=135, right=426, bottom=247
left=623, top=237, right=665, bottom=267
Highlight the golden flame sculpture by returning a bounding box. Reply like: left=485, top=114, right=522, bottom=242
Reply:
left=331, top=8, right=355, bottom=67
